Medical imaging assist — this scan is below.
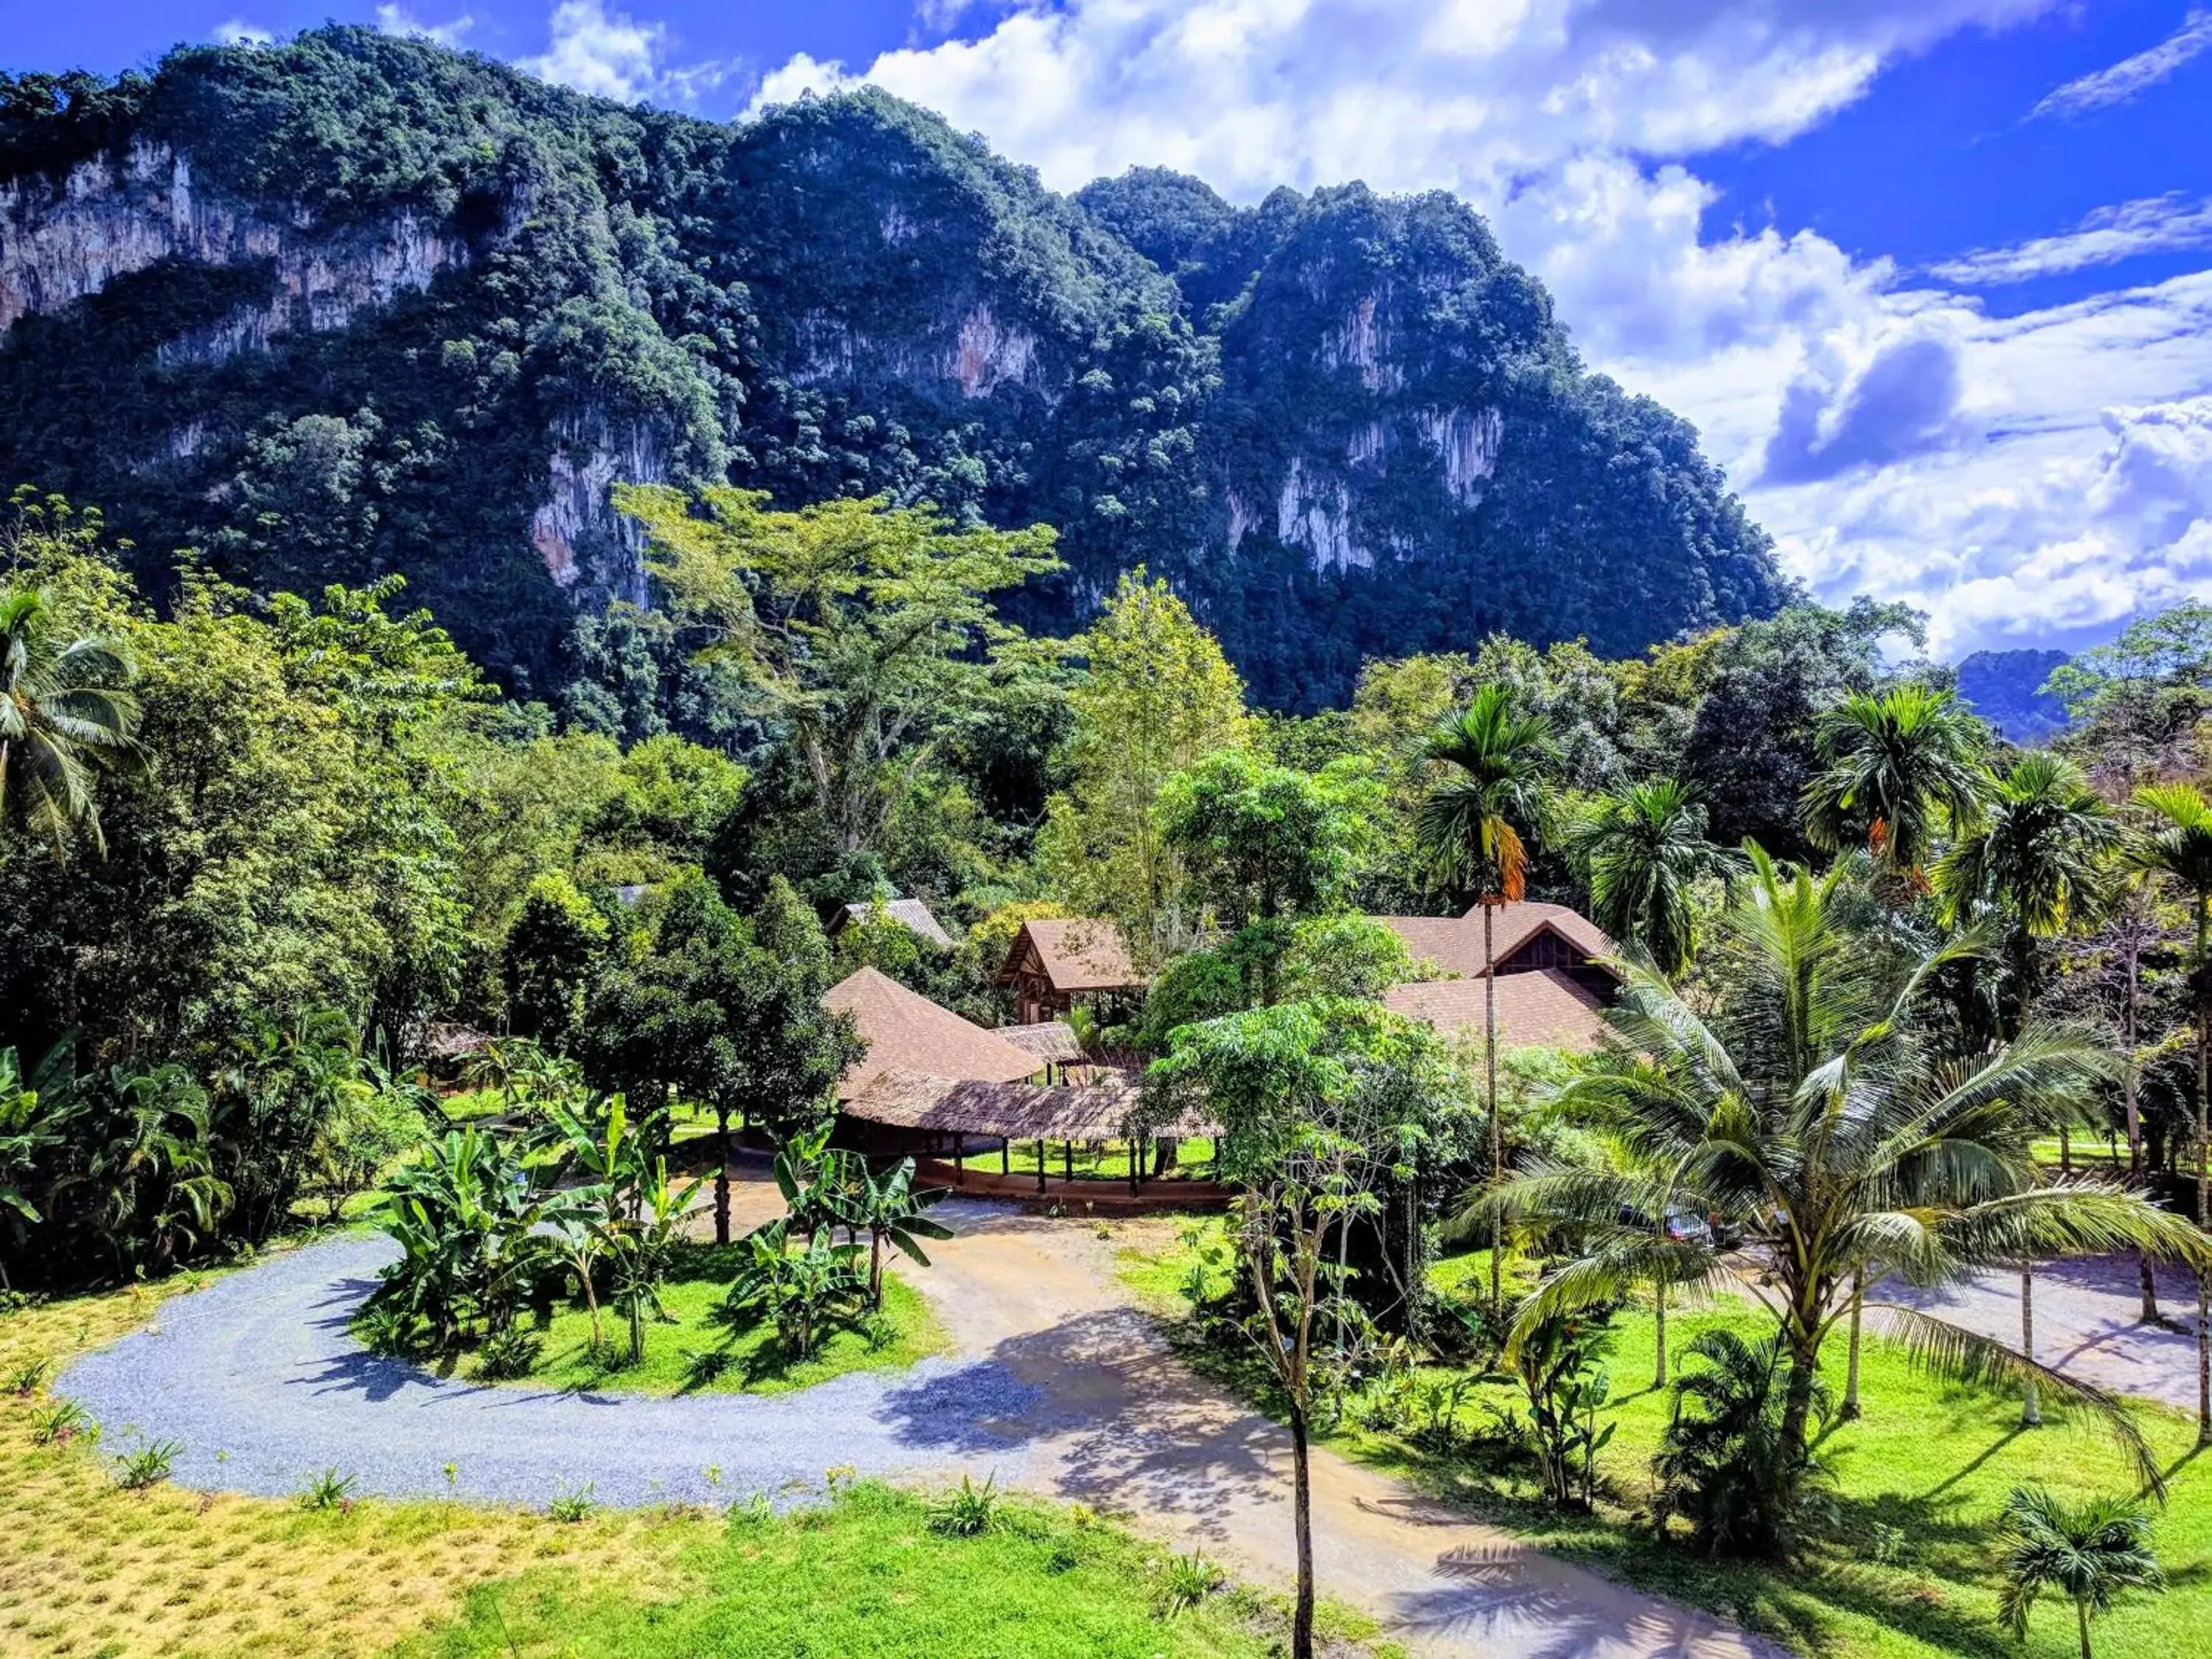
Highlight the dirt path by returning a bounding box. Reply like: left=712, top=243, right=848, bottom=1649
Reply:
left=919, top=1198, right=1778, bottom=1659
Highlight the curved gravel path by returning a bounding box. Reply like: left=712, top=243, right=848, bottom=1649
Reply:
left=58, top=1231, right=1042, bottom=1510
left=60, top=1190, right=1778, bottom=1658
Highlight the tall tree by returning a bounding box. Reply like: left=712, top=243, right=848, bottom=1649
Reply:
left=1937, top=752, right=2117, bottom=1425
left=1416, top=684, right=1555, bottom=1307
left=1498, top=846, right=2210, bottom=1519
left=1996, top=1485, right=2164, bottom=1659
left=1801, top=684, right=1989, bottom=889
left=1143, top=999, right=1463, bottom=1659
left=2123, top=783, right=2212, bottom=1447
left=619, top=485, right=1060, bottom=859
left=1157, top=750, right=1378, bottom=1006
left=0, top=583, right=139, bottom=855
left=1039, top=568, right=1252, bottom=965
left=1568, top=777, right=1732, bottom=975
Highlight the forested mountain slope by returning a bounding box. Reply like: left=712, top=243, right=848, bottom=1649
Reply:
left=0, top=27, right=1788, bottom=710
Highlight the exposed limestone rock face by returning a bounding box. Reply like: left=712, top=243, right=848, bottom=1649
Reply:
left=1276, top=456, right=1369, bottom=574
left=532, top=413, right=667, bottom=606
left=1417, top=406, right=1504, bottom=506
left=948, top=305, right=1036, bottom=399
left=0, top=142, right=465, bottom=346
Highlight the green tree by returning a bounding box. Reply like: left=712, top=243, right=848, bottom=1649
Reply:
left=0, top=1043, right=76, bottom=1290
left=1158, top=751, right=1379, bottom=1005
left=1498, top=846, right=2210, bottom=1526
left=1568, top=777, right=1732, bottom=975
left=2046, top=601, right=2212, bottom=790
left=501, top=872, right=611, bottom=1049
left=619, top=484, right=1061, bottom=860
left=1143, top=999, right=1463, bottom=1659
left=0, top=582, right=139, bottom=855
left=2122, top=782, right=2212, bottom=1447
left=1996, top=1485, right=2163, bottom=1659
left=1937, top=754, right=2118, bottom=1425
left=1416, top=684, right=1556, bottom=1307
left=1039, top=568, right=1252, bottom=965
left=1801, top=684, right=1989, bottom=888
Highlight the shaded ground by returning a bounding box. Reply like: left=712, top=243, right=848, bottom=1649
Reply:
left=63, top=1173, right=1775, bottom=1658
left=1886, top=1254, right=2205, bottom=1413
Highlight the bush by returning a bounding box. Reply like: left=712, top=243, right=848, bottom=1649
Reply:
left=472, top=1326, right=543, bottom=1381
left=114, top=1438, right=181, bottom=1490
left=299, top=1467, right=359, bottom=1510
left=1158, top=1550, right=1221, bottom=1615
left=548, top=1480, right=598, bottom=1522
left=1653, top=1328, right=1826, bottom=1559
left=928, top=1473, right=999, bottom=1537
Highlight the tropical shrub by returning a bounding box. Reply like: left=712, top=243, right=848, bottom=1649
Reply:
left=1652, top=1329, right=1827, bottom=1560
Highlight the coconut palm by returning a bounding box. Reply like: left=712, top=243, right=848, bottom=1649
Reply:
left=1801, top=684, right=1988, bottom=888
left=1418, top=684, right=1556, bottom=1307
left=1491, top=846, right=2209, bottom=1518
left=1570, top=777, right=1734, bottom=975
left=2121, top=782, right=2212, bottom=1447
left=1937, top=753, right=2118, bottom=1425
left=1996, top=1485, right=2163, bottom=1659
left=0, top=584, right=140, bottom=856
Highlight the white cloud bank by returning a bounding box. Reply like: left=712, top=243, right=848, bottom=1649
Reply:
left=521, top=0, right=729, bottom=105
left=2028, top=6, right=2212, bottom=119
left=740, top=0, right=2211, bottom=658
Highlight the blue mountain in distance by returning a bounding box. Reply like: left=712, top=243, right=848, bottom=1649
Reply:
left=1955, top=648, right=2070, bottom=745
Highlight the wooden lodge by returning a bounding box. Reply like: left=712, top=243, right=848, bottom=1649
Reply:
left=996, top=917, right=1144, bottom=1024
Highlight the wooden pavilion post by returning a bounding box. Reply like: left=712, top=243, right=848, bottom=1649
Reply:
left=1000, top=1138, right=1009, bottom=1176
left=1036, top=1138, right=1047, bottom=1194
left=1064, top=1141, right=1074, bottom=1183
left=953, top=1131, right=965, bottom=1188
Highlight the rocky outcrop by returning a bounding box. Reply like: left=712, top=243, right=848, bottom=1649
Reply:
left=1277, top=456, right=1368, bottom=574
left=947, top=305, right=1036, bottom=399
left=531, top=412, right=667, bottom=606
left=0, top=142, right=465, bottom=347
left=1418, top=406, right=1504, bottom=506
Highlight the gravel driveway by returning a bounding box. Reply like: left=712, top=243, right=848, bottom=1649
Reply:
left=58, top=1230, right=1043, bottom=1510
left=60, top=1186, right=1776, bottom=1658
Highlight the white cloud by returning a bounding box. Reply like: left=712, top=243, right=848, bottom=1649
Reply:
left=212, top=18, right=273, bottom=46
left=2028, top=6, right=2212, bottom=119
left=520, top=0, right=729, bottom=105
left=376, top=5, right=476, bottom=48
left=1927, top=195, right=2212, bottom=285
left=736, top=0, right=2212, bottom=657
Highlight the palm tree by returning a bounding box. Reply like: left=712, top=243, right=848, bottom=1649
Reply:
left=1570, top=777, right=1734, bottom=975
left=1418, top=684, right=1555, bottom=1308
left=1996, top=1485, right=2163, bottom=1659
left=1801, top=684, right=1988, bottom=888
left=1937, top=753, right=2117, bottom=1425
left=0, top=1042, right=77, bottom=1290
left=0, top=584, right=140, bottom=856
left=1492, top=846, right=2209, bottom=1507
left=2122, top=782, right=2212, bottom=1447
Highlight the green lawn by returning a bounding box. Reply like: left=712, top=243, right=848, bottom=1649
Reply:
left=957, top=1135, right=1220, bottom=1183
left=369, top=1241, right=950, bottom=1397
left=391, top=1478, right=1385, bottom=1659
left=1121, top=1225, right=2212, bottom=1659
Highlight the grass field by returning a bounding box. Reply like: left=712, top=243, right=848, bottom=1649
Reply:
left=495, top=1242, right=946, bottom=1397
left=955, top=1135, right=1220, bottom=1183
left=0, top=1256, right=1382, bottom=1659
left=1121, top=1225, right=2211, bottom=1659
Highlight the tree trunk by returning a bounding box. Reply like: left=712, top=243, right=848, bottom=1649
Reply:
left=2126, top=931, right=2160, bottom=1324
left=2078, top=1595, right=2093, bottom=1659
left=1290, top=1402, right=1315, bottom=1659
left=1484, top=902, right=1500, bottom=1310
left=2059, top=1122, right=2072, bottom=1176
left=2199, top=908, right=2210, bottom=1448
left=1778, top=1319, right=1822, bottom=1484
left=1653, top=1210, right=1669, bottom=1389
left=2021, top=1265, right=2042, bottom=1427
left=1843, top=1272, right=1864, bottom=1420
left=715, top=1104, right=732, bottom=1248
left=870, top=1231, right=884, bottom=1309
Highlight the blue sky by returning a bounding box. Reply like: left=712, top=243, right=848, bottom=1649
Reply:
left=10, top=0, right=2212, bottom=658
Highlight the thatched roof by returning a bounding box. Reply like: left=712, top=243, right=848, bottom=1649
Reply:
left=1382, top=967, right=1610, bottom=1053
left=995, top=1021, right=1086, bottom=1064
left=998, top=917, right=1143, bottom=993
left=833, top=897, right=955, bottom=950
left=1374, top=902, right=1615, bottom=981
left=845, top=1067, right=1217, bottom=1141
left=824, top=967, right=1041, bottom=1101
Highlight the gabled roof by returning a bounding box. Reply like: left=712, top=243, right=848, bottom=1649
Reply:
left=1371, top=902, right=1616, bottom=981
left=833, top=897, right=955, bottom=950
left=998, top=917, right=1143, bottom=993
left=824, top=967, right=1040, bottom=1100
left=1382, top=968, right=1610, bottom=1053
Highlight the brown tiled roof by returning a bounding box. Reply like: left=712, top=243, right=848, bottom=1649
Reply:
left=995, top=1022, right=1087, bottom=1064
left=1371, top=902, right=1616, bottom=980
left=834, top=897, right=955, bottom=950
left=845, top=1067, right=1217, bottom=1140
left=824, top=967, right=1041, bottom=1101
left=999, top=918, right=1143, bottom=993
left=1383, top=967, right=1610, bottom=1053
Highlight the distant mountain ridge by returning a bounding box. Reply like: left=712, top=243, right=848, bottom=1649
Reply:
left=1955, top=648, right=2071, bottom=744
left=0, top=28, right=1789, bottom=711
